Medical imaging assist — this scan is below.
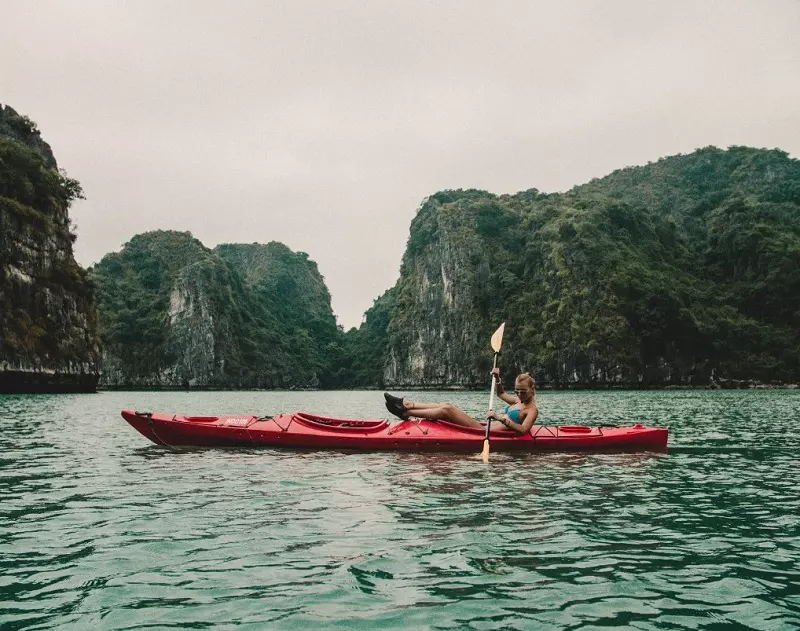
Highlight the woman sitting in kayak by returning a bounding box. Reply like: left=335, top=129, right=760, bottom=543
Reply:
left=384, top=370, right=538, bottom=435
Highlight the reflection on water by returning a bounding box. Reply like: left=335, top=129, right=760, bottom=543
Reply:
left=1, top=389, right=799, bottom=629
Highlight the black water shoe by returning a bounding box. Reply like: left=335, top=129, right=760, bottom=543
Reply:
left=384, top=392, right=403, bottom=406
left=383, top=392, right=407, bottom=420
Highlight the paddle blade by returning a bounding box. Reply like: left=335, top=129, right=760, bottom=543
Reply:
left=481, top=438, right=490, bottom=462
left=490, top=322, right=505, bottom=353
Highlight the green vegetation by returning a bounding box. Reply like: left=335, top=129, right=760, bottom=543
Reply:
left=0, top=137, right=83, bottom=230
left=215, top=241, right=343, bottom=387
left=376, top=146, right=800, bottom=386
left=335, top=288, right=397, bottom=387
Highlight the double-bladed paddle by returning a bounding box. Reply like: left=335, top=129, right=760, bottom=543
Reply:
left=482, top=322, right=505, bottom=463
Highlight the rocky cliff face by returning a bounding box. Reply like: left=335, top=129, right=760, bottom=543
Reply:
left=0, top=104, right=100, bottom=392
left=163, top=270, right=224, bottom=385
left=384, top=195, right=499, bottom=387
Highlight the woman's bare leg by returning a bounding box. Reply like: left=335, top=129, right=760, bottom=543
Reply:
left=404, top=403, right=483, bottom=429
left=403, top=401, right=442, bottom=410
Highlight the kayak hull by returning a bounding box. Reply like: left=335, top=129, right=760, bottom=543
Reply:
left=120, top=410, right=669, bottom=452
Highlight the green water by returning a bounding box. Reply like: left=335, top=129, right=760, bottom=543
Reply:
left=1, top=390, right=798, bottom=629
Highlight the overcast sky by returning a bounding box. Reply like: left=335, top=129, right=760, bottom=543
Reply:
left=2, top=1, right=799, bottom=329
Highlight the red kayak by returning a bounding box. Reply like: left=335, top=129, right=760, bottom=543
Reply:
left=121, top=410, right=668, bottom=452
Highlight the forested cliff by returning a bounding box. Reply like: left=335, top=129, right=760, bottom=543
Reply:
left=358, top=146, right=800, bottom=388
left=0, top=104, right=100, bottom=392
left=91, top=233, right=342, bottom=388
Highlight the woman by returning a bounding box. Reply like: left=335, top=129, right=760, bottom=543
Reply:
left=383, top=370, right=539, bottom=435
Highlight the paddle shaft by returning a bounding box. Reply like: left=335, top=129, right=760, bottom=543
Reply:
left=485, top=352, right=499, bottom=442
left=482, top=322, right=505, bottom=463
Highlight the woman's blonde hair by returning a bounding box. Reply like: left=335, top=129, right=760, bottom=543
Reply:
left=516, top=372, right=536, bottom=398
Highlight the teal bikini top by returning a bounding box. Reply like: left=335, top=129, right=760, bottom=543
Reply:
left=504, top=405, right=522, bottom=424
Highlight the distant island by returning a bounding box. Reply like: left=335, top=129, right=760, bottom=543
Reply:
left=3, top=104, right=799, bottom=392
left=91, top=234, right=341, bottom=389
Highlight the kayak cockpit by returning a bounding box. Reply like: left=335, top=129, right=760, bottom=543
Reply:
left=293, top=413, right=389, bottom=433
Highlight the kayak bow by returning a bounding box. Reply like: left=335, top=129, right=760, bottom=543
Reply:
left=121, top=410, right=668, bottom=452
